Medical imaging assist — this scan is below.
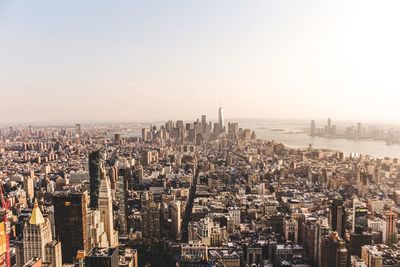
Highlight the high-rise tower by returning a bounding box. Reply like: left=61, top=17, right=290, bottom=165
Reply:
left=99, top=176, right=118, bottom=247
left=53, top=191, right=90, bottom=263
left=141, top=201, right=160, bottom=240
left=76, top=123, right=81, bottom=137
left=170, top=200, right=182, bottom=240
left=116, top=160, right=130, bottom=237
left=89, top=151, right=103, bottom=209
left=329, top=197, right=346, bottom=239
left=218, top=106, right=224, bottom=131
left=383, top=209, right=397, bottom=245
left=320, top=232, right=348, bottom=267
left=23, top=200, right=53, bottom=264
left=311, top=120, right=316, bottom=136
left=201, top=115, right=207, bottom=134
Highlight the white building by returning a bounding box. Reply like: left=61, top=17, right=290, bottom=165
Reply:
left=87, top=209, right=109, bottom=248
left=99, top=176, right=118, bottom=247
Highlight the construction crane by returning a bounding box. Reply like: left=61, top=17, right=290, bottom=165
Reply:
left=0, top=182, right=10, bottom=267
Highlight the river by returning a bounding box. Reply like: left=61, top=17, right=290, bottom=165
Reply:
left=236, top=119, right=400, bottom=159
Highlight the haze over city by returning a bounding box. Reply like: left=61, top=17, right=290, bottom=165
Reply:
left=2, top=2, right=400, bottom=267
left=1, top=0, right=400, bottom=123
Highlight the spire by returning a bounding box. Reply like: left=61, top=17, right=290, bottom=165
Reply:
left=29, top=199, right=45, bottom=225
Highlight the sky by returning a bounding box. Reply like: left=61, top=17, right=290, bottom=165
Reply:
left=0, top=0, right=399, bottom=124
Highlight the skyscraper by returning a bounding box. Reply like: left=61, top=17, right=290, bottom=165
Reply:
left=23, top=200, right=52, bottom=264
left=320, top=231, right=348, bottom=267
left=228, top=207, right=240, bottom=227
left=87, top=209, right=109, bottom=248
left=89, top=151, right=103, bottom=209
left=329, top=197, right=346, bottom=238
left=353, top=206, right=368, bottom=232
left=349, top=225, right=372, bottom=258
left=99, top=176, right=117, bottom=247
left=117, top=161, right=130, bottom=237
left=76, top=123, right=81, bottom=137
left=53, top=192, right=90, bottom=263
left=383, top=209, right=397, bottom=245
left=218, top=106, right=224, bottom=131
left=141, top=201, right=161, bottom=240
left=45, top=240, right=62, bottom=267
left=316, top=217, right=331, bottom=267
left=283, top=217, right=298, bottom=243
left=311, top=120, right=316, bottom=136
left=326, top=118, right=332, bottom=135
left=170, top=200, right=182, bottom=240
left=201, top=115, right=207, bottom=134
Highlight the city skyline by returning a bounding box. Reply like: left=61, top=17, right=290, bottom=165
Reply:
left=1, top=1, right=400, bottom=123
left=2, top=2, right=400, bottom=267
left=0, top=109, right=399, bottom=267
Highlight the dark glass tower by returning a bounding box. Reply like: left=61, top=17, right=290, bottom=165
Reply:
left=89, top=150, right=103, bottom=209
left=330, top=197, right=346, bottom=238
left=53, top=191, right=89, bottom=263
left=117, top=165, right=130, bottom=237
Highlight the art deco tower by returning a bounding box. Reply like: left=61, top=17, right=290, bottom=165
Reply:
left=99, top=175, right=118, bottom=247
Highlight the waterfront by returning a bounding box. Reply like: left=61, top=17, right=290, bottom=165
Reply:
left=106, top=119, right=399, bottom=159
left=237, top=119, right=400, bottom=159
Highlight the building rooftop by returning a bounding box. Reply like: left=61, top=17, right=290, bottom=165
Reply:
left=29, top=200, right=45, bottom=225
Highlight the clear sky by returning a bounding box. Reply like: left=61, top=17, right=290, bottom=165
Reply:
left=0, top=1, right=399, bottom=124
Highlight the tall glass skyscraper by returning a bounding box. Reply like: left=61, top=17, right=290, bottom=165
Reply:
left=89, top=150, right=103, bottom=209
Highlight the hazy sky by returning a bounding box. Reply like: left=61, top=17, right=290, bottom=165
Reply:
left=0, top=1, right=399, bottom=123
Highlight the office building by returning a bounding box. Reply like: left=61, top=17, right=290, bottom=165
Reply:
left=311, top=120, right=316, bottom=136
left=23, top=200, right=52, bottom=265
left=24, top=176, right=34, bottom=202
left=201, top=115, right=208, bottom=134
left=89, top=150, right=103, bottom=209
left=283, top=217, right=298, bottom=243
left=44, top=240, right=62, bottom=267
left=170, top=200, right=182, bottom=240
left=228, top=207, right=240, bottom=227
left=85, top=247, right=118, bottom=267
left=320, top=231, right=348, bottom=267
left=141, top=201, right=160, bottom=240
left=330, top=197, right=346, bottom=238
left=53, top=192, right=90, bottom=263
left=87, top=209, right=109, bottom=248
left=76, top=123, right=81, bottom=137
left=316, top=217, right=331, bottom=267
left=218, top=106, right=224, bottom=132
left=350, top=226, right=372, bottom=258
left=382, top=209, right=397, bottom=245
left=353, top=206, right=368, bottom=232
left=117, top=162, right=130, bottom=237
left=99, top=176, right=118, bottom=247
